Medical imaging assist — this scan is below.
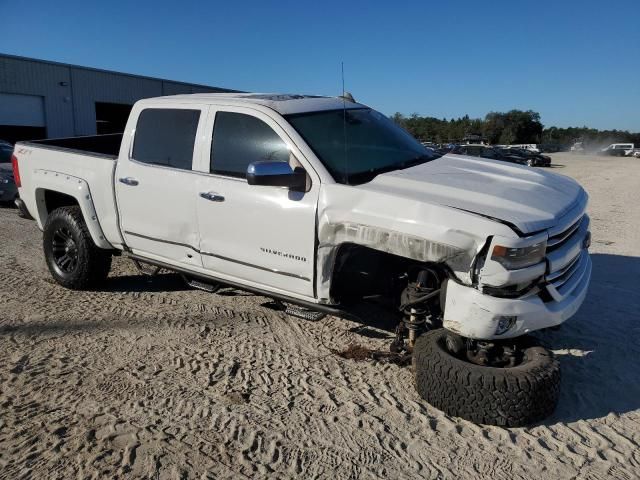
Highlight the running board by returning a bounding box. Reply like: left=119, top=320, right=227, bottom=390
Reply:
left=263, top=300, right=326, bottom=321
left=284, top=304, right=326, bottom=321
left=125, top=253, right=354, bottom=321
left=182, top=275, right=221, bottom=293
left=131, top=259, right=161, bottom=276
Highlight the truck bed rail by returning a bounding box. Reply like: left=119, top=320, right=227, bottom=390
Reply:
left=19, top=133, right=123, bottom=159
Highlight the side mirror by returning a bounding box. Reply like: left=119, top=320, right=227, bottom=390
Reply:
left=246, top=161, right=306, bottom=190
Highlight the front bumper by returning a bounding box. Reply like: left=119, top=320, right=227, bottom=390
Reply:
left=443, top=253, right=592, bottom=339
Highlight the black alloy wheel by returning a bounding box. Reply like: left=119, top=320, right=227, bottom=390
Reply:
left=43, top=206, right=112, bottom=289
left=51, top=227, right=80, bottom=275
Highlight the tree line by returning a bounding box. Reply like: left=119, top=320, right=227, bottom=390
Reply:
left=391, top=110, right=640, bottom=148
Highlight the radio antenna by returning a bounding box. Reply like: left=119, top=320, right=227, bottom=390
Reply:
left=341, top=61, right=349, bottom=185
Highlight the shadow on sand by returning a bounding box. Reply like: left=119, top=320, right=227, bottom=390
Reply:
left=3, top=247, right=637, bottom=424
left=537, top=253, right=640, bottom=424
left=99, top=254, right=640, bottom=423
left=98, top=272, right=190, bottom=293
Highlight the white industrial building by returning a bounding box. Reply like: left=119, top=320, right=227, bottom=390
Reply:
left=0, top=53, right=235, bottom=143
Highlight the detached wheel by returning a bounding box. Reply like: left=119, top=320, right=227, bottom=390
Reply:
left=413, top=329, right=560, bottom=427
left=43, top=206, right=112, bottom=289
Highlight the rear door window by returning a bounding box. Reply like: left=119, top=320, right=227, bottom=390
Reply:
left=210, top=112, right=289, bottom=178
left=132, top=108, right=200, bottom=170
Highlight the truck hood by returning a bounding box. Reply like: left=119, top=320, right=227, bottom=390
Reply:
left=357, top=154, right=586, bottom=234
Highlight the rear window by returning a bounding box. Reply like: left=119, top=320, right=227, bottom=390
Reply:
left=132, top=108, right=200, bottom=170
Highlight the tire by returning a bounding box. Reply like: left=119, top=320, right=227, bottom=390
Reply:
left=413, top=329, right=560, bottom=427
left=43, top=206, right=112, bottom=289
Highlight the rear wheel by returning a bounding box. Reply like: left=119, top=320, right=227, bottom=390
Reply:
left=413, top=329, right=560, bottom=427
left=43, top=206, right=112, bottom=289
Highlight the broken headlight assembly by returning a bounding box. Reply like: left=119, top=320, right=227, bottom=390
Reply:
left=491, top=240, right=546, bottom=270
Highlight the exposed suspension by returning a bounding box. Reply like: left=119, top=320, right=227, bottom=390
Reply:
left=391, top=267, right=442, bottom=352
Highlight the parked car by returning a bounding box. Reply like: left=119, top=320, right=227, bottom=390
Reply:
left=0, top=139, right=13, bottom=163
left=600, top=143, right=635, bottom=156
left=538, top=143, right=561, bottom=153
left=508, top=143, right=540, bottom=153
left=0, top=140, right=18, bottom=205
left=0, top=139, right=32, bottom=218
left=13, top=93, right=591, bottom=427
left=451, top=144, right=539, bottom=166
left=504, top=147, right=552, bottom=167
left=431, top=144, right=455, bottom=155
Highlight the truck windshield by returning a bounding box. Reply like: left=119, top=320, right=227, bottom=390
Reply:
left=285, top=108, right=440, bottom=184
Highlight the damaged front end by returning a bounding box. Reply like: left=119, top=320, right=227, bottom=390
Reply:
left=315, top=181, right=590, bottom=343
left=314, top=183, right=507, bottom=307
left=316, top=221, right=481, bottom=303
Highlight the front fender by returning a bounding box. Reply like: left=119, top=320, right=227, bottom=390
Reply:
left=315, top=183, right=519, bottom=303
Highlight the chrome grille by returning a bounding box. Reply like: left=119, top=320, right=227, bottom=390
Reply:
left=547, top=217, right=582, bottom=251
left=546, top=252, right=581, bottom=285
left=548, top=251, right=585, bottom=291
left=544, top=214, right=589, bottom=301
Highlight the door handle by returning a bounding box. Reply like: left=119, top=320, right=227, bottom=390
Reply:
left=199, top=191, right=225, bottom=202
left=119, top=177, right=139, bottom=186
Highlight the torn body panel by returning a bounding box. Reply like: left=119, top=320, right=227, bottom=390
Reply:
left=316, top=223, right=471, bottom=303
left=315, top=183, right=515, bottom=303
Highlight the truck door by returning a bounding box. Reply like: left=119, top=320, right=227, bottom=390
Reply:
left=115, top=105, right=207, bottom=268
left=194, top=107, right=319, bottom=298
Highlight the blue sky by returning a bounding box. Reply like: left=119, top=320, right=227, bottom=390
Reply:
left=2, top=0, right=639, bottom=130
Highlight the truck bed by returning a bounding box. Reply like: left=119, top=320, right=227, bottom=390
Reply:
left=15, top=133, right=124, bottom=249
left=22, top=133, right=123, bottom=159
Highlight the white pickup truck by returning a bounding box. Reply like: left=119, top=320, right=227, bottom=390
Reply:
left=12, top=93, right=591, bottom=426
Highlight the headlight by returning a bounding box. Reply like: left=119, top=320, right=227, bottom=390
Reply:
left=491, top=240, right=546, bottom=270
left=0, top=177, right=11, bottom=184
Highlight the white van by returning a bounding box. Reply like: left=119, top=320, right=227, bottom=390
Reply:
left=601, top=143, right=634, bottom=156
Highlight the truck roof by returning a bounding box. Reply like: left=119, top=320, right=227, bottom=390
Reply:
left=140, top=93, right=367, bottom=115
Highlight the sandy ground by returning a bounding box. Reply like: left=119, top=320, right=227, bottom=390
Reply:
left=0, top=152, right=639, bottom=479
